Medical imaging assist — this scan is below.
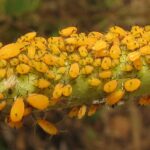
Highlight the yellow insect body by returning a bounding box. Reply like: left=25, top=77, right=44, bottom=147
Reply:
left=52, top=83, right=64, bottom=99
left=69, top=63, right=80, bottom=78
left=92, top=40, right=107, bottom=51
left=110, top=44, right=121, bottom=59
left=128, top=51, right=141, bottom=61
left=139, top=45, right=150, bottom=55
left=10, top=97, right=25, bottom=122
left=88, top=78, right=101, bottom=86
left=124, top=78, right=141, bottom=92
left=16, top=64, right=30, bottom=74
left=0, top=43, right=22, bottom=60
left=101, top=57, right=112, bottom=70
left=104, top=80, right=118, bottom=93
left=99, top=70, right=112, bottom=79
left=78, top=105, right=87, bottom=119
left=78, top=46, right=88, bottom=57
left=87, top=105, right=98, bottom=116
left=62, top=84, right=72, bottom=96
left=106, top=90, right=125, bottom=105
left=37, top=119, right=58, bottom=135
left=10, top=58, right=19, bottom=66
left=109, top=26, right=127, bottom=37
left=59, top=26, right=77, bottom=37
left=68, top=107, right=79, bottom=118
left=27, top=94, right=49, bottom=110
left=27, top=45, right=36, bottom=59
left=36, top=78, right=50, bottom=89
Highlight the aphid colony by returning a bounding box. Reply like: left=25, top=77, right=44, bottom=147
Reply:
left=0, top=26, right=150, bottom=135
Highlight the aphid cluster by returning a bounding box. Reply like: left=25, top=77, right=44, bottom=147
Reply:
left=0, top=26, right=150, bottom=134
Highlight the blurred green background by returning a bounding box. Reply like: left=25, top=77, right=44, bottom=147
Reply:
left=0, top=0, right=150, bottom=150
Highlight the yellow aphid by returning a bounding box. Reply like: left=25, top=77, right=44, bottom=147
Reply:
left=27, top=94, right=49, bottom=110
left=124, top=78, right=141, bottom=92
left=139, top=45, right=150, bottom=55
left=109, top=26, right=127, bottom=37
left=0, top=43, right=22, bottom=60
left=69, top=54, right=80, bottom=62
left=105, top=32, right=117, bottom=42
left=18, top=54, right=29, bottom=64
left=99, top=70, right=112, bottom=79
left=122, top=64, right=133, bottom=72
left=50, top=45, right=60, bottom=55
left=88, top=32, right=103, bottom=39
left=68, top=107, right=79, bottom=118
left=87, top=104, right=98, bottom=116
left=128, top=51, right=141, bottom=61
left=18, top=32, right=36, bottom=42
left=69, top=63, right=80, bottom=78
left=34, top=40, right=47, bottom=51
left=23, top=107, right=32, bottom=117
left=66, top=44, right=75, bottom=52
left=83, top=65, right=93, bottom=74
left=57, top=67, right=66, bottom=74
left=127, top=41, right=140, bottom=51
left=36, top=37, right=47, bottom=45
left=0, top=93, right=4, bottom=99
left=34, top=62, right=48, bottom=73
left=92, top=40, right=107, bottom=51
left=10, top=58, right=19, bottom=66
left=62, top=84, right=72, bottom=96
left=110, top=44, right=121, bottom=59
left=138, top=97, right=150, bottom=106
left=59, top=26, right=77, bottom=37
left=101, top=57, right=112, bottom=70
left=93, top=58, right=101, bottom=67
left=106, top=90, right=125, bottom=105
left=52, top=83, right=64, bottom=99
left=104, top=80, right=118, bottom=93
left=78, top=46, right=88, bottom=57
left=37, top=78, right=50, bottom=89
left=77, top=105, right=87, bottom=119
left=88, top=78, right=101, bottom=86
left=16, top=64, right=30, bottom=74
left=131, top=26, right=143, bottom=37
left=10, top=97, right=25, bottom=122
left=133, top=58, right=142, bottom=70
left=65, top=37, right=77, bottom=45
left=27, top=45, right=36, bottom=59
left=0, top=101, right=6, bottom=111
left=42, top=54, right=57, bottom=66
left=37, top=119, right=58, bottom=135
left=94, top=49, right=109, bottom=58
left=0, top=69, right=6, bottom=78
left=142, top=31, right=150, bottom=42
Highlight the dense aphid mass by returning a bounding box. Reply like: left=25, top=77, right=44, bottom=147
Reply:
left=0, top=26, right=150, bottom=134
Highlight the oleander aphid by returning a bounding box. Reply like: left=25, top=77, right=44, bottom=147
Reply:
left=0, top=26, right=149, bottom=134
